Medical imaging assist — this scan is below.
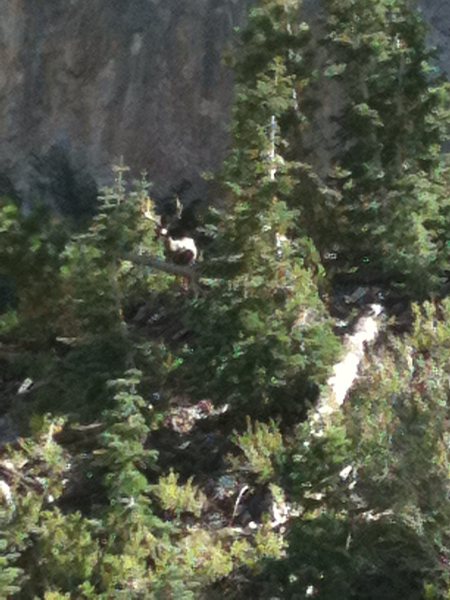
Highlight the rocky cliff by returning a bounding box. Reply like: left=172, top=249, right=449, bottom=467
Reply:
left=0, top=0, right=251, bottom=212
left=0, top=0, right=447, bottom=212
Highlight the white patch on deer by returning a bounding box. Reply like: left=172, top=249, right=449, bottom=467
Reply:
left=166, top=236, right=198, bottom=262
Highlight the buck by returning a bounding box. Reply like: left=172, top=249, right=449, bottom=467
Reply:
left=143, top=196, right=198, bottom=289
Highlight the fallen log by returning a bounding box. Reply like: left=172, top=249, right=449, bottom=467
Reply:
left=311, top=303, right=385, bottom=434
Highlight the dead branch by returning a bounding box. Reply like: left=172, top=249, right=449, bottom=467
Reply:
left=125, top=253, right=200, bottom=294
left=54, top=422, right=106, bottom=446
left=0, top=461, right=45, bottom=493
left=125, top=253, right=197, bottom=279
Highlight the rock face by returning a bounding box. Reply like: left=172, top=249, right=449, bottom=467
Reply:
left=0, top=0, right=250, bottom=212
left=0, top=0, right=447, bottom=212
left=418, top=0, right=450, bottom=71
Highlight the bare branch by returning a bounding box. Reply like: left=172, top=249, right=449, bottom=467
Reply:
left=125, top=253, right=201, bottom=295
left=54, top=422, right=106, bottom=446
left=125, top=253, right=197, bottom=279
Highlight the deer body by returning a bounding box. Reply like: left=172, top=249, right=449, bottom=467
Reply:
left=160, top=228, right=197, bottom=266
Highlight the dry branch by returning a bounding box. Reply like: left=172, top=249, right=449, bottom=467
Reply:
left=125, top=253, right=197, bottom=279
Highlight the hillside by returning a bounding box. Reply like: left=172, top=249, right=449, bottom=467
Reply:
left=1, top=1, right=450, bottom=598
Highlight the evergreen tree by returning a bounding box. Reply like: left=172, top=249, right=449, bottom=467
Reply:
left=0, top=538, right=21, bottom=597
left=0, top=200, right=69, bottom=344
left=249, top=300, right=450, bottom=599
left=322, top=0, right=450, bottom=294
left=186, top=1, right=339, bottom=417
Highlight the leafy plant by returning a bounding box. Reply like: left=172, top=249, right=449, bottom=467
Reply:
left=152, top=470, right=206, bottom=518
left=232, top=417, right=285, bottom=483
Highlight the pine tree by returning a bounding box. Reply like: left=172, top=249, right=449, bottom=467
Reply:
left=322, top=0, right=450, bottom=294
left=0, top=200, right=69, bottom=344
left=239, top=300, right=450, bottom=599
left=0, top=538, right=22, bottom=598
left=186, top=1, right=339, bottom=417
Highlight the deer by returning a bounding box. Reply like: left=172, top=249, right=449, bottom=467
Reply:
left=143, top=195, right=198, bottom=290
left=155, top=224, right=197, bottom=267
